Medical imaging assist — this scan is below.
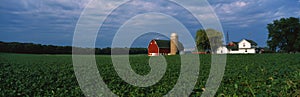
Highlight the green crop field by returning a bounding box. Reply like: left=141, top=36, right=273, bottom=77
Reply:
left=0, top=53, right=300, bottom=96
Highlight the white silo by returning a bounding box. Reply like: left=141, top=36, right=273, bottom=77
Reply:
left=170, top=33, right=178, bottom=55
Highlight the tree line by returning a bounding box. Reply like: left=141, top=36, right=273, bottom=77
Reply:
left=0, top=41, right=147, bottom=54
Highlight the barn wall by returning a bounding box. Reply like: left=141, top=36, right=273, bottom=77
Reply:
left=159, top=48, right=170, bottom=54
left=148, top=40, right=159, bottom=56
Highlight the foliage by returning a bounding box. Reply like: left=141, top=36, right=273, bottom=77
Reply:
left=267, top=17, right=300, bottom=52
left=196, top=29, right=209, bottom=52
left=0, top=53, right=300, bottom=96
left=0, top=54, right=83, bottom=96
left=195, top=29, right=223, bottom=53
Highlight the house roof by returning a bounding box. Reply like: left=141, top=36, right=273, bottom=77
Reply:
left=227, top=44, right=238, bottom=50
left=232, top=42, right=239, bottom=44
left=227, top=41, right=239, bottom=50
left=228, top=39, right=257, bottom=46
left=244, top=39, right=258, bottom=46
left=228, top=41, right=239, bottom=45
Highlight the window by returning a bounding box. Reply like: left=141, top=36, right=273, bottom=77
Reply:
left=243, top=43, right=245, bottom=47
left=245, top=49, right=247, bottom=52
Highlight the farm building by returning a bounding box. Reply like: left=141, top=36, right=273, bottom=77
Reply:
left=217, top=39, right=258, bottom=54
left=148, top=33, right=184, bottom=56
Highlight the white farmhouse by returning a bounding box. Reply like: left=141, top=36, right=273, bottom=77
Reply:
left=217, top=39, right=258, bottom=54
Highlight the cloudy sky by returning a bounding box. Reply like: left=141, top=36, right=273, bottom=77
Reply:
left=1, top=0, right=300, bottom=48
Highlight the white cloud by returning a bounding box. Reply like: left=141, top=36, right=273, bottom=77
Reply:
left=296, top=11, right=300, bottom=16
left=197, top=13, right=216, bottom=20
left=129, top=1, right=158, bottom=11
left=212, top=0, right=300, bottom=28
left=235, top=1, right=247, bottom=7
left=215, top=1, right=248, bottom=14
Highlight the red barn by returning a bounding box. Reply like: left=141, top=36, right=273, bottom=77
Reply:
left=148, top=39, right=171, bottom=56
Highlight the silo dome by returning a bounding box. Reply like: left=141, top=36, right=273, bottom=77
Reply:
left=171, top=33, right=178, bottom=37
left=170, top=33, right=178, bottom=40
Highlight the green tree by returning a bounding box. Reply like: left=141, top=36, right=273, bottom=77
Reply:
left=267, top=17, right=300, bottom=52
left=196, top=29, right=209, bottom=52
left=196, top=28, right=223, bottom=53
left=294, top=32, right=300, bottom=51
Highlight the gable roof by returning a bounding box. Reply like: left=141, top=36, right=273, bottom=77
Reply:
left=154, top=40, right=170, bottom=48
left=153, top=39, right=184, bottom=50
left=227, top=44, right=238, bottom=50
left=228, top=41, right=239, bottom=45
left=244, top=39, right=257, bottom=46
left=227, top=41, right=239, bottom=50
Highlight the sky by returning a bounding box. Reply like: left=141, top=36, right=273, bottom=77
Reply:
left=1, top=0, right=300, bottom=48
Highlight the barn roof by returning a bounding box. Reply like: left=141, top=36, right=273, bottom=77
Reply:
left=154, top=40, right=170, bottom=48
left=153, top=39, right=184, bottom=50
